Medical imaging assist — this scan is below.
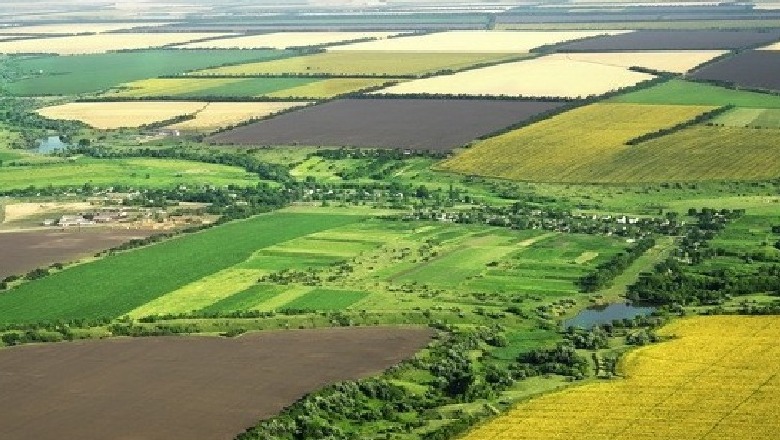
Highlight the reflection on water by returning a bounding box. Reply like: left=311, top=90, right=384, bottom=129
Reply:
left=34, top=136, right=69, bottom=153
left=563, top=302, right=656, bottom=329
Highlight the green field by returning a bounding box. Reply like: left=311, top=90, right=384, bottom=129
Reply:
left=196, top=51, right=525, bottom=76
left=283, top=288, right=368, bottom=311
left=0, top=157, right=261, bottom=190
left=496, top=20, right=780, bottom=30
left=610, top=79, right=780, bottom=108
left=711, top=108, right=780, bottom=128
left=106, top=77, right=393, bottom=99
left=440, top=103, right=727, bottom=184
left=4, top=49, right=296, bottom=95
left=0, top=212, right=361, bottom=323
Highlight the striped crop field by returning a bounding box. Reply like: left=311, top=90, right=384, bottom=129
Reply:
left=460, top=315, right=780, bottom=440
left=439, top=103, right=720, bottom=183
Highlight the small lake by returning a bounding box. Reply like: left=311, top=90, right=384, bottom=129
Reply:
left=33, top=136, right=69, bottom=154
left=563, top=302, right=656, bottom=329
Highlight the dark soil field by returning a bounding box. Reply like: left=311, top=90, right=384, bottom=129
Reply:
left=0, top=229, right=154, bottom=278
left=555, top=30, right=780, bottom=51
left=690, top=50, right=780, bottom=92
left=0, top=327, right=433, bottom=440
left=209, top=99, right=566, bottom=150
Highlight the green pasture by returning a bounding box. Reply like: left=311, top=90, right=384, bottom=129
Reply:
left=5, top=49, right=296, bottom=95
left=283, top=289, right=369, bottom=311
left=610, top=79, right=780, bottom=108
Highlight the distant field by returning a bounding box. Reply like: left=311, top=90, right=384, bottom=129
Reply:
left=761, top=41, right=780, bottom=50
left=462, top=316, right=780, bottom=440
left=0, top=22, right=164, bottom=34
left=6, top=49, right=294, bottom=95
left=495, top=20, right=780, bottom=30
left=195, top=51, right=525, bottom=76
left=176, top=31, right=400, bottom=49
left=330, top=30, right=629, bottom=52
left=439, top=103, right=717, bottom=183
left=106, top=77, right=391, bottom=99
left=0, top=213, right=360, bottom=323
left=556, top=51, right=726, bottom=73
left=0, top=33, right=234, bottom=55
left=610, top=79, right=780, bottom=108
left=556, top=29, right=780, bottom=50
left=37, top=101, right=208, bottom=129
left=690, top=50, right=780, bottom=92
left=209, top=98, right=566, bottom=150
left=375, top=55, right=654, bottom=98
left=0, top=157, right=259, bottom=191
left=711, top=107, right=780, bottom=128
left=167, top=102, right=310, bottom=132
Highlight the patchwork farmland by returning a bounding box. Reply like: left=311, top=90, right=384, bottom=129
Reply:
left=208, top=99, right=566, bottom=150
left=194, top=51, right=526, bottom=77
left=375, top=55, right=654, bottom=98
left=167, top=102, right=310, bottom=132
left=554, top=50, right=726, bottom=74
left=0, top=33, right=235, bottom=55
left=0, top=327, right=433, bottom=440
left=461, top=316, right=780, bottom=440
left=175, top=31, right=402, bottom=49
left=610, top=79, right=780, bottom=107
left=554, top=29, right=780, bottom=51
left=37, top=101, right=209, bottom=129
left=690, top=50, right=780, bottom=93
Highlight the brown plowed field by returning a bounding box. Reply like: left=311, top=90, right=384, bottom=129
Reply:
left=208, top=99, right=566, bottom=150
left=0, top=327, right=433, bottom=440
left=690, top=50, right=780, bottom=92
left=556, top=30, right=780, bottom=51
left=0, top=229, right=154, bottom=278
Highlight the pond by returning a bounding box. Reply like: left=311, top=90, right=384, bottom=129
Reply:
left=563, top=302, right=656, bottom=329
left=32, top=136, right=69, bottom=154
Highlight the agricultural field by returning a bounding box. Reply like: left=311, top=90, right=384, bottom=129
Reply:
left=610, top=79, right=780, bottom=108
left=711, top=107, right=780, bottom=128
left=167, top=102, right=310, bottom=132
left=195, top=51, right=526, bottom=77
left=0, top=33, right=234, bottom=55
left=375, top=55, right=654, bottom=98
left=690, top=50, right=780, bottom=93
left=0, top=327, right=433, bottom=440
left=208, top=98, right=566, bottom=150
left=330, top=30, right=630, bottom=52
left=4, top=49, right=294, bottom=95
left=104, top=77, right=391, bottom=99
left=0, top=213, right=361, bottom=323
left=495, top=19, right=780, bottom=30
left=461, top=316, right=780, bottom=440
left=761, top=41, right=780, bottom=50
left=0, top=157, right=260, bottom=191
left=0, top=22, right=165, bottom=34
left=554, top=50, right=726, bottom=73
left=440, top=103, right=725, bottom=183
left=555, top=29, right=780, bottom=50
left=0, top=229, right=156, bottom=278
left=175, top=31, right=401, bottom=49
left=37, top=101, right=209, bottom=129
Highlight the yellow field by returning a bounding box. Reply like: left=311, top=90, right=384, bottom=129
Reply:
left=167, top=102, right=310, bottom=132
left=37, top=102, right=208, bottom=129
left=759, top=41, right=780, bottom=50
left=556, top=51, right=727, bottom=73
left=105, top=78, right=244, bottom=98
left=330, top=30, right=629, bottom=53
left=461, top=315, right=780, bottom=440
left=195, top=51, right=525, bottom=76
left=440, top=103, right=715, bottom=183
left=0, top=22, right=166, bottom=34
left=176, top=31, right=399, bottom=49
left=0, top=33, right=232, bottom=55
left=265, top=78, right=393, bottom=99
left=375, top=55, right=654, bottom=98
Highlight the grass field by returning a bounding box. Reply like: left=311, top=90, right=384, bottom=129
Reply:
left=37, top=101, right=208, bottom=128
left=331, top=30, right=628, bottom=52
left=6, top=49, right=294, bottom=95
left=375, top=55, right=654, bottom=98
left=0, top=22, right=163, bottom=34
left=167, top=102, right=310, bottom=132
left=176, top=32, right=399, bottom=49
left=195, top=51, right=526, bottom=76
left=556, top=51, right=726, bottom=74
left=461, top=316, right=780, bottom=440
left=106, top=77, right=391, bottom=99
left=710, top=107, right=780, bottom=128
left=440, top=103, right=717, bottom=183
left=0, top=33, right=234, bottom=55
left=0, top=157, right=259, bottom=191
left=610, top=79, right=780, bottom=108
left=282, top=289, right=369, bottom=311
left=0, top=213, right=361, bottom=323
